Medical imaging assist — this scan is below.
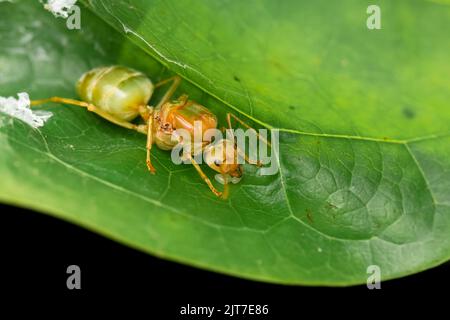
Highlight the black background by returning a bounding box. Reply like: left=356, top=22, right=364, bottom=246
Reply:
left=1, top=203, right=448, bottom=315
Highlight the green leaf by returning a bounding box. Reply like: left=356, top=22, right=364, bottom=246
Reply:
left=1, top=0, right=449, bottom=285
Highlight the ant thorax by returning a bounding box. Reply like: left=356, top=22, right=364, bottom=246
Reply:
left=154, top=98, right=218, bottom=150
left=161, top=98, right=217, bottom=136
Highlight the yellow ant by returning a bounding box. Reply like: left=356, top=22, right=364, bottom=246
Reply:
left=31, top=65, right=267, bottom=199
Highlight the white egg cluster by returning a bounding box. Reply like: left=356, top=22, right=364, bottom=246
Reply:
left=40, top=0, right=77, bottom=18
left=0, top=92, right=52, bottom=128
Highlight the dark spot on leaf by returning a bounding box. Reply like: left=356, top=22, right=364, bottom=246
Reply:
left=289, top=105, right=295, bottom=110
left=402, top=107, right=416, bottom=119
left=233, top=76, right=240, bottom=82
left=325, top=202, right=337, bottom=210
left=306, top=209, right=314, bottom=223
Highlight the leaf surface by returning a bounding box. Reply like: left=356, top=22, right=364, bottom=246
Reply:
left=0, top=0, right=449, bottom=285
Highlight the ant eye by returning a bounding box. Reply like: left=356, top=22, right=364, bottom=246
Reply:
left=214, top=160, right=221, bottom=166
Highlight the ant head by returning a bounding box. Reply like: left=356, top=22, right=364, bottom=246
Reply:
left=204, top=139, right=243, bottom=184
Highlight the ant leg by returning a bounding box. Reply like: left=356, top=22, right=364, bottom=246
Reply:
left=154, top=75, right=181, bottom=110
left=226, top=113, right=266, bottom=167
left=226, top=112, right=271, bottom=147
left=220, top=172, right=230, bottom=199
left=186, top=153, right=225, bottom=198
left=145, top=109, right=156, bottom=174
left=237, top=148, right=262, bottom=167
left=31, top=97, right=147, bottom=134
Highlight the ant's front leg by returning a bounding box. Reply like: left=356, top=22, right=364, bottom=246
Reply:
left=180, top=142, right=227, bottom=199
left=225, top=113, right=267, bottom=167
left=226, top=112, right=271, bottom=147
left=186, top=152, right=226, bottom=198
left=144, top=107, right=156, bottom=174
